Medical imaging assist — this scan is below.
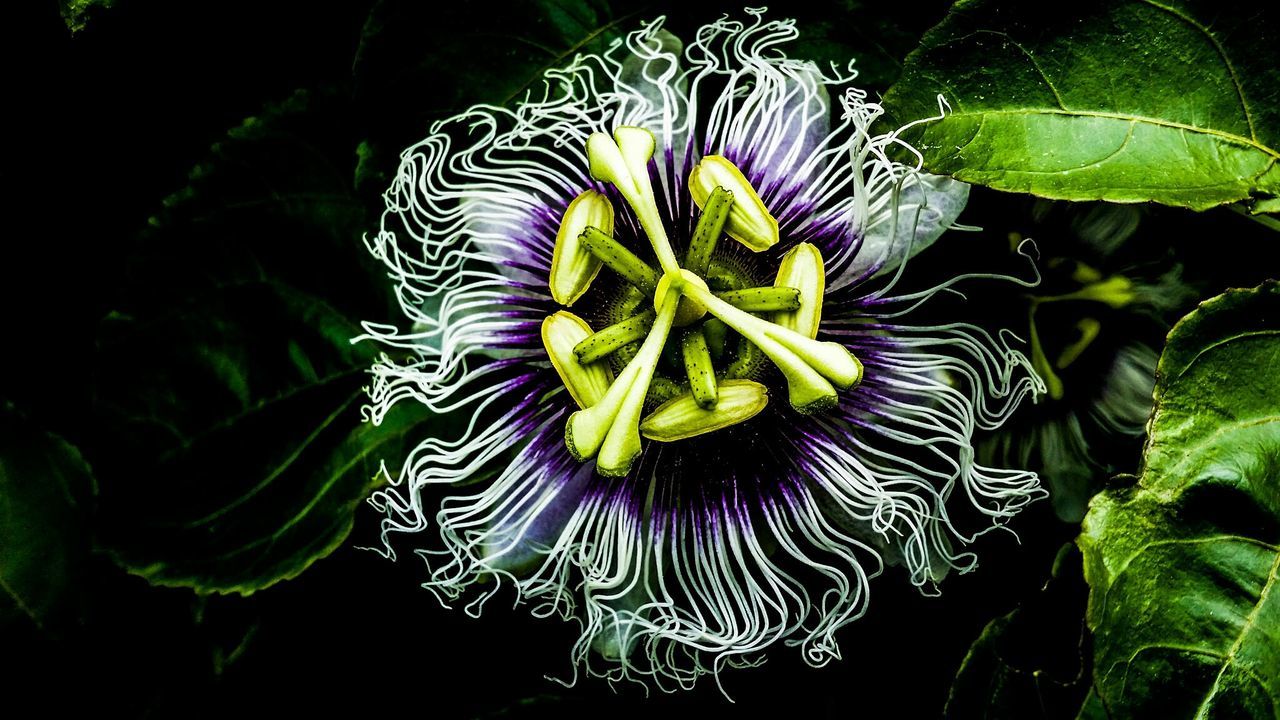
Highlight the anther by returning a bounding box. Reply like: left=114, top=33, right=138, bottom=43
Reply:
left=773, top=242, right=825, bottom=339
left=580, top=227, right=659, bottom=294
left=549, top=190, right=614, bottom=305
left=542, top=312, right=615, bottom=409
left=689, top=155, right=779, bottom=252
left=574, top=310, right=656, bottom=364
left=640, top=380, right=770, bottom=442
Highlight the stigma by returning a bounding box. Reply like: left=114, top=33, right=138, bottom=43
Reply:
left=542, top=127, right=862, bottom=476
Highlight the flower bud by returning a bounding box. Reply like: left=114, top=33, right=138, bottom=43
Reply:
left=772, top=242, right=825, bottom=339
left=689, top=155, right=779, bottom=252
left=542, top=311, right=614, bottom=408
left=640, top=380, right=769, bottom=441
left=550, top=190, right=615, bottom=306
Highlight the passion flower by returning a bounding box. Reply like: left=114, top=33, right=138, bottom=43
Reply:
left=358, top=10, right=1043, bottom=691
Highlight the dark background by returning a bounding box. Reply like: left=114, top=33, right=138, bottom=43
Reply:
left=6, top=1, right=1269, bottom=716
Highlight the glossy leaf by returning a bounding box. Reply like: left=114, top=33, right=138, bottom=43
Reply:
left=884, top=0, right=1280, bottom=211
left=1078, top=282, right=1280, bottom=716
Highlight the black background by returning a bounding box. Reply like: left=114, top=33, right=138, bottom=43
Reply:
left=6, top=1, right=1269, bottom=716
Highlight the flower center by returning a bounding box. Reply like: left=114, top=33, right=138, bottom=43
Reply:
left=541, top=127, right=863, bottom=477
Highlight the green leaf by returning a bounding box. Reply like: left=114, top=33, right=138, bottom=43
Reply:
left=883, top=0, right=1280, bottom=211
left=0, top=404, right=95, bottom=631
left=1078, top=282, right=1280, bottom=716
left=355, top=0, right=626, bottom=109
left=95, top=91, right=427, bottom=595
left=133, top=89, right=389, bottom=322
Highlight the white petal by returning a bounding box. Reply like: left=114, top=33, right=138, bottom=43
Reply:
left=853, top=172, right=970, bottom=279
left=481, top=460, right=594, bottom=575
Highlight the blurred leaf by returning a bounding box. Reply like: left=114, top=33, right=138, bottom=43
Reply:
left=785, top=0, right=952, bottom=93
left=973, top=200, right=1194, bottom=524
left=1078, top=282, right=1280, bottom=716
left=0, top=404, right=95, bottom=630
left=883, top=0, right=1280, bottom=211
left=95, top=91, right=429, bottom=595
left=351, top=0, right=647, bottom=195
left=132, top=89, right=387, bottom=321
left=355, top=0, right=626, bottom=111
left=58, top=0, right=115, bottom=33
left=946, top=544, right=1092, bottom=719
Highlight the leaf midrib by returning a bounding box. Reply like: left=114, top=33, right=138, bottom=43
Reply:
left=167, top=387, right=366, bottom=532
left=125, top=403, right=426, bottom=595
left=0, top=572, right=41, bottom=629
left=944, top=0, right=1266, bottom=158
left=203, top=404, right=422, bottom=563
left=1096, top=534, right=1280, bottom=714
left=1191, top=547, right=1279, bottom=718
left=936, top=108, right=1280, bottom=161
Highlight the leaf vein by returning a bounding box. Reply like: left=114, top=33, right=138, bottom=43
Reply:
left=0, top=572, right=41, bottom=630
left=1138, top=0, right=1257, bottom=143
left=172, top=387, right=363, bottom=531
left=1192, top=548, right=1279, bottom=718
left=975, top=29, right=1066, bottom=110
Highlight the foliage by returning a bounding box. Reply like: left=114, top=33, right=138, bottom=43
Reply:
left=884, top=0, right=1280, bottom=213
left=57, top=0, right=114, bottom=33
left=945, top=545, right=1091, bottom=719
left=0, top=405, right=95, bottom=631
left=1078, top=283, right=1280, bottom=716
left=92, top=89, right=416, bottom=593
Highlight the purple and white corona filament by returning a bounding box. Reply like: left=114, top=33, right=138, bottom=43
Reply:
left=358, top=11, right=1045, bottom=691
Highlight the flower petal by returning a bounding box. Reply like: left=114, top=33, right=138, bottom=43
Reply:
left=480, top=452, right=595, bottom=576
left=851, top=172, right=970, bottom=280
